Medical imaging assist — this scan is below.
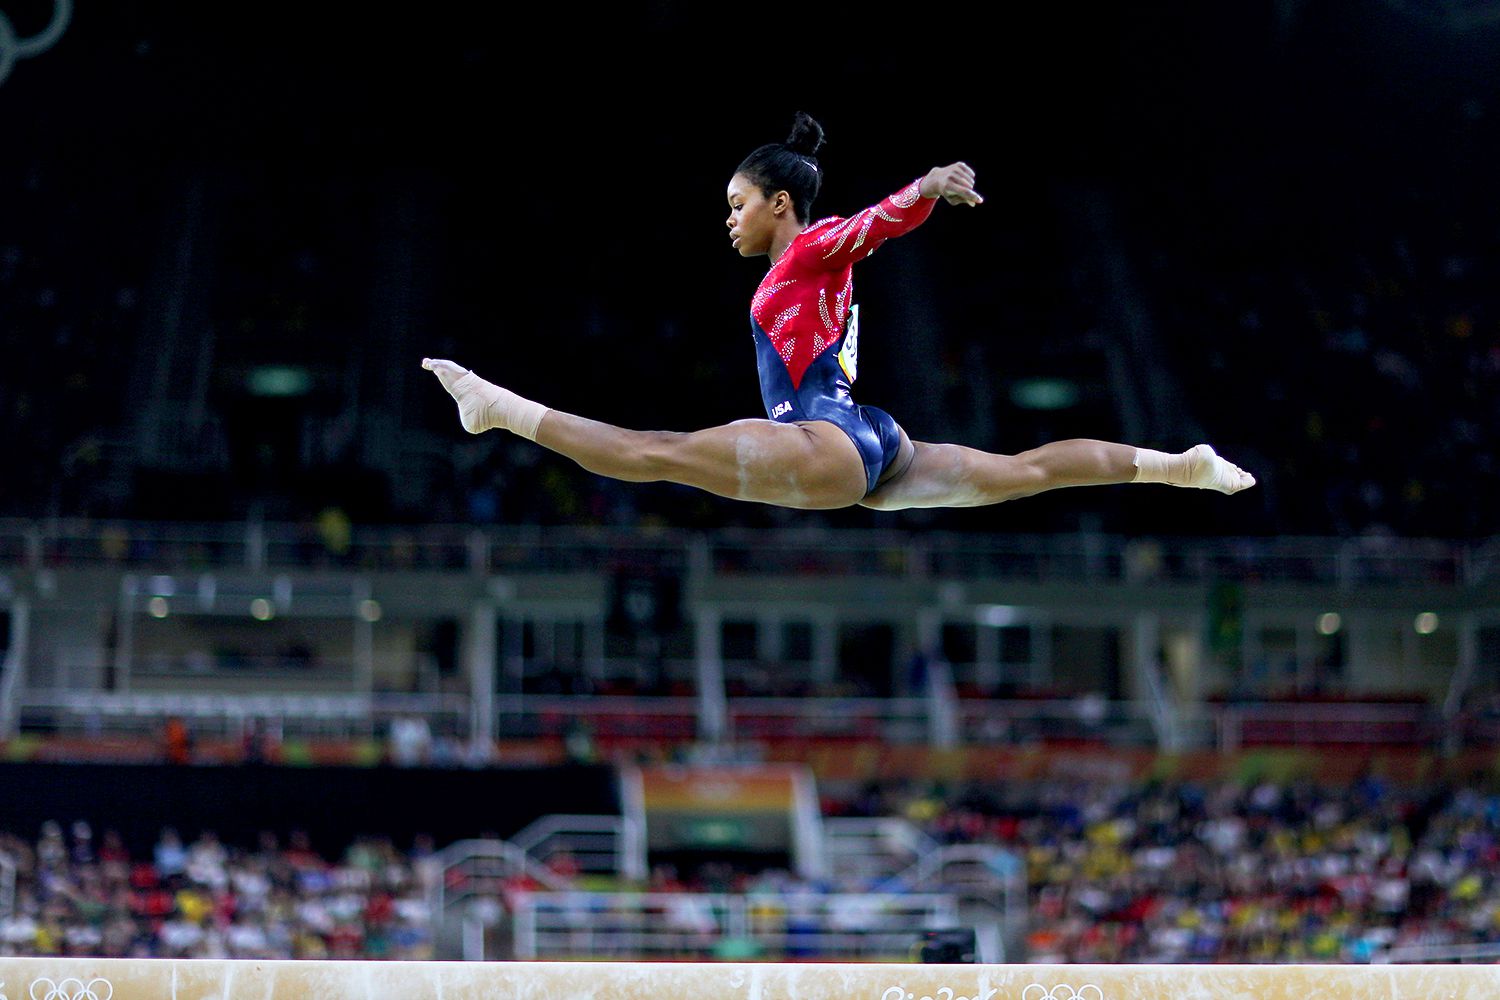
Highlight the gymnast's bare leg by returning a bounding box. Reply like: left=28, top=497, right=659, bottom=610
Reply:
left=423, top=359, right=870, bottom=509
left=422, top=359, right=1253, bottom=512
left=859, top=429, right=1252, bottom=511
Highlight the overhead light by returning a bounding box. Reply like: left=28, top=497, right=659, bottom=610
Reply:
left=247, top=366, right=312, bottom=397
left=1415, top=613, right=1439, bottom=635
left=978, top=604, right=1021, bottom=627
left=1317, top=613, right=1342, bottom=635
left=1010, top=377, right=1080, bottom=411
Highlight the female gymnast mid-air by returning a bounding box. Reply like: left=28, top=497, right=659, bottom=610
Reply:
left=423, top=112, right=1254, bottom=512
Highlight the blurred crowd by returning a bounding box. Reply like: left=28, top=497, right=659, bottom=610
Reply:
left=8, top=772, right=1500, bottom=963
left=0, top=823, right=437, bottom=959
left=477, top=772, right=1500, bottom=963
left=844, top=773, right=1500, bottom=963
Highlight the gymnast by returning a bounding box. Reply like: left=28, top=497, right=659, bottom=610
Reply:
left=423, top=112, right=1253, bottom=512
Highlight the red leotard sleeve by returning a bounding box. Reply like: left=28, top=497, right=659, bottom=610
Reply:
left=799, top=179, right=936, bottom=271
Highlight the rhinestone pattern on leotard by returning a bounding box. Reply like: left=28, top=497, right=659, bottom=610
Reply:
left=749, top=179, right=935, bottom=391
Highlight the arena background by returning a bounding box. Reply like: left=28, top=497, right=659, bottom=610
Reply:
left=1, top=0, right=1499, bottom=972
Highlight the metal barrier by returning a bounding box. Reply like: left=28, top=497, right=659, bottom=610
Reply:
left=0, top=850, right=14, bottom=920
left=727, top=697, right=930, bottom=744
left=15, top=690, right=470, bottom=739
left=955, top=696, right=1162, bottom=746
left=508, top=814, right=645, bottom=881
left=432, top=838, right=575, bottom=916
left=510, top=890, right=960, bottom=961
left=0, top=518, right=1486, bottom=587
left=495, top=694, right=701, bottom=741
left=1200, top=701, right=1439, bottom=751
left=0, top=645, right=20, bottom=740
left=1374, top=942, right=1500, bottom=964
left=1, top=689, right=1464, bottom=752
left=820, top=817, right=939, bottom=884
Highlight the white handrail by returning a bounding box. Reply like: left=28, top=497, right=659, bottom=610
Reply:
left=432, top=838, right=575, bottom=915
left=0, top=596, right=28, bottom=739
left=511, top=889, right=960, bottom=960
left=508, top=814, right=627, bottom=875
left=0, top=850, right=14, bottom=919
left=1375, top=942, right=1500, bottom=964
left=0, top=517, right=1483, bottom=586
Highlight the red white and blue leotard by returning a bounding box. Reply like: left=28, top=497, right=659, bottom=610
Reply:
left=749, top=179, right=936, bottom=494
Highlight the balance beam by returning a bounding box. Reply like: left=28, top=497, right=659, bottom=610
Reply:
left=0, top=958, right=1495, bottom=999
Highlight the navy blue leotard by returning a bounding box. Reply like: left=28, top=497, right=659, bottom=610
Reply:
left=750, top=304, right=903, bottom=495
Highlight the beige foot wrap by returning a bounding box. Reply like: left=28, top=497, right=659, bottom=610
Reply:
left=422, top=358, right=548, bottom=441
left=1133, top=443, right=1255, bottom=495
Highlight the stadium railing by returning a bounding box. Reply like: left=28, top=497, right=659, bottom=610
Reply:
left=1374, top=942, right=1500, bottom=964
left=507, top=890, right=961, bottom=961
left=0, top=689, right=1458, bottom=752
left=506, top=814, right=645, bottom=882
left=1198, top=699, right=1439, bottom=750
left=15, top=690, right=470, bottom=740
left=0, top=849, right=14, bottom=921
left=0, top=519, right=1484, bottom=586
left=2, top=517, right=1488, bottom=754
left=431, top=811, right=1018, bottom=962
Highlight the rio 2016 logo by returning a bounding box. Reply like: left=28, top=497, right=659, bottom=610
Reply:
left=881, top=988, right=997, bottom=1000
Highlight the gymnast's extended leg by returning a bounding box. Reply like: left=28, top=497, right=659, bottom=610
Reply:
left=422, top=358, right=870, bottom=509
left=860, top=432, right=1253, bottom=511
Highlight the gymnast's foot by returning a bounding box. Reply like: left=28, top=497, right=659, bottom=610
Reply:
left=1176, top=444, right=1255, bottom=494
left=1134, top=444, right=1255, bottom=494
left=421, top=358, right=548, bottom=440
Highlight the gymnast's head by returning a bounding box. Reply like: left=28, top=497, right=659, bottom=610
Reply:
left=726, top=111, right=825, bottom=257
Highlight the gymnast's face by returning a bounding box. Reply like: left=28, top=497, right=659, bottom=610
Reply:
left=725, top=173, right=788, bottom=257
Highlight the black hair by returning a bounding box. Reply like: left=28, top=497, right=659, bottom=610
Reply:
left=735, top=111, right=826, bottom=224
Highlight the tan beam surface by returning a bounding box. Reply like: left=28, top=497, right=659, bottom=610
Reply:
left=0, top=959, right=1495, bottom=1000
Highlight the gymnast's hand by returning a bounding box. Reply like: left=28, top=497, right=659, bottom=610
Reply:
left=920, top=162, right=983, bottom=206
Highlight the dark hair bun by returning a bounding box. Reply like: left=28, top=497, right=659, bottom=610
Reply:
left=786, top=111, right=826, bottom=158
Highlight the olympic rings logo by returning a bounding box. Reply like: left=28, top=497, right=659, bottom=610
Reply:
left=1022, top=986, right=1104, bottom=1000
left=0, top=0, right=72, bottom=86
left=28, top=979, right=113, bottom=1000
